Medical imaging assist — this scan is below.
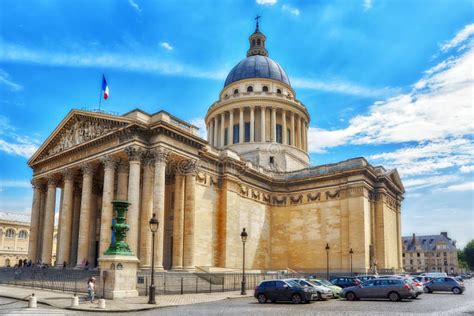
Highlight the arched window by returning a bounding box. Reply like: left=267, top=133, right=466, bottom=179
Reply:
left=5, top=229, right=15, bottom=238
left=262, top=86, right=269, bottom=92
left=276, top=89, right=282, bottom=94
left=252, top=39, right=256, bottom=47
left=18, top=230, right=28, bottom=239
left=5, top=259, right=10, bottom=267
left=257, top=38, right=261, bottom=45
left=233, top=89, right=239, bottom=95
left=247, top=86, right=253, bottom=92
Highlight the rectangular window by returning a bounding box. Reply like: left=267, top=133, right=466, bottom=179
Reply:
left=233, top=124, right=239, bottom=144
left=276, top=124, right=282, bottom=144
left=244, top=122, right=250, bottom=142
left=224, top=128, right=228, bottom=146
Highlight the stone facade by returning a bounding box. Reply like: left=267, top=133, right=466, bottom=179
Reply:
left=27, top=25, right=405, bottom=273
left=0, top=212, right=57, bottom=267
left=402, top=232, right=459, bottom=274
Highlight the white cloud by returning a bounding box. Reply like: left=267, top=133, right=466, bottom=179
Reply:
left=0, top=115, right=40, bottom=158
left=128, top=0, right=141, bottom=13
left=441, top=23, right=474, bottom=52
left=282, top=4, right=300, bottom=16
left=256, top=0, right=277, bottom=5
left=402, top=174, right=460, bottom=190
left=363, top=0, right=373, bottom=11
left=0, top=180, right=31, bottom=190
left=292, top=77, right=399, bottom=98
left=189, top=117, right=207, bottom=140
left=0, top=41, right=227, bottom=81
left=160, top=42, right=173, bottom=51
left=0, top=68, right=23, bottom=91
left=445, top=181, right=474, bottom=192
left=460, top=165, right=474, bottom=173
left=309, top=24, right=474, bottom=153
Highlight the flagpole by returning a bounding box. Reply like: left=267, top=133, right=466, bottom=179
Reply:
left=98, top=74, right=103, bottom=111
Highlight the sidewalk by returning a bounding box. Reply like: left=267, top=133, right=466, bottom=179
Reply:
left=0, top=284, right=253, bottom=312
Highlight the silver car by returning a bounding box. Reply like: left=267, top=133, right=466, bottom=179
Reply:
left=423, top=277, right=465, bottom=294
left=284, top=278, right=333, bottom=300
left=342, top=278, right=416, bottom=301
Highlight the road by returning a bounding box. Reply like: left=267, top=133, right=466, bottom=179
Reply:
left=0, top=280, right=473, bottom=315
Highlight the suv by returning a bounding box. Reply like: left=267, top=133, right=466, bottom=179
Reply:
left=329, top=276, right=361, bottom=288
left=423, top=277, right=465, bottom=294
left=342, top=278, right=416, bottom=302
left=254, top=279, right=316, bottom=304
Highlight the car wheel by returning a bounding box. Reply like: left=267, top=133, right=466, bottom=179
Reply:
left=292, top=294, right=302, bottom=304
left=315, top=292, right=322, bottom=301
left=257, top=294, right=267, bottom=304
left=345, top=292, right=357, bottom=301
left=424, top=287, right=432, bottom=293
left=452, top=287, right=462, bottom=294
left=388, top=292, right=400, bottom=302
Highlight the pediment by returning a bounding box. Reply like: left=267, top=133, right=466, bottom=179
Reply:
left=385, top=169, right=405, bottom=193
left=29, top=110, right=132, bottom=165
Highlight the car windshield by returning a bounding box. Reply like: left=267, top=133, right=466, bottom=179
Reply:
left=319, top=279, right=334, bottom=286
left=286, top=280, right=302, bottom=287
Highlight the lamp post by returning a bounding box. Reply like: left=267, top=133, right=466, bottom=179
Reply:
left=349, top=248, right=354, bottom=276
left=240, top=228, right=248, bottom=295
left=148, top=213, right=159, bottom=304
left=325, top=243, right=330, bottom=280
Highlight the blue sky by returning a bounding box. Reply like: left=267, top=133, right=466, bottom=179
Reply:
left=0, top=0, right=473, bottom=247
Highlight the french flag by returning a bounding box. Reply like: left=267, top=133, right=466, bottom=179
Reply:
left=102, top=75, right=109, bottom=100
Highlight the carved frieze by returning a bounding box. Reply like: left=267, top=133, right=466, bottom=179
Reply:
left=325, top=190, right=340, bottom=200
left=45, top=118, right=120, bottom=158
left=307, top=192, right=320, bottom=202
left=272, top=195, right=287, bottom=206
left=290, top=194, right=303, bottom=205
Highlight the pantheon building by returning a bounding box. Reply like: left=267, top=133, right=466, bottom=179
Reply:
left=27, top=24, right=405, bottom=272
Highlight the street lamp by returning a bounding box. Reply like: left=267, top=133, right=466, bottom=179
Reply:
left=349, top=248, right=354, bottom=276
left=325, top=243, right=330, bottom=280
left=148, top=213, right=159, bottom=304
left=240, top=228, right=248, bottom=295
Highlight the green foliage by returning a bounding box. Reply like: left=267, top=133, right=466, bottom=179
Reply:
left=462, top=240, right=474, bottom=271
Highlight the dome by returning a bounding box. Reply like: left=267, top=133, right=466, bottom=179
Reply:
left=224, top=55, right=291, bottom=87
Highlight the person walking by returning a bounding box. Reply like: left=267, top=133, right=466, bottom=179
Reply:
left=87, top=277, right=96, bottom=303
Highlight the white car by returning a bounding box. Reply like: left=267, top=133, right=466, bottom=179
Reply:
left=285, top=278, right=333, bottom=300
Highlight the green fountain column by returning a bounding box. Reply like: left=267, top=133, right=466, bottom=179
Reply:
left=99, top=200, right=140, bottom=299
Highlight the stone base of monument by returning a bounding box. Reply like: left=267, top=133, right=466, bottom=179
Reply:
left=99, top=255, right=140, bottom=299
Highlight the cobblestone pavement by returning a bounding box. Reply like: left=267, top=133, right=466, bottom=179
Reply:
left=1, top=280, right=473, bottom=315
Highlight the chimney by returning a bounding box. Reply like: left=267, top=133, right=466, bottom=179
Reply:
left=441, top=232, right=448, bottom=238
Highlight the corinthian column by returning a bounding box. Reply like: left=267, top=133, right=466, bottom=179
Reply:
left=183, top=160, right=197, bottom=271
left=153, top=148, right=169, bottom=269
left=76, top=163, right=95, bottom=267
left=125, top=145, right=144, bottom=256
left=271, top=107, right=277, bottom=143
left=213, top=117, right=218, bottom=147
left=229, top=110, right=234, bottom=145
left=116, top=160, right=129, bottom=200
left=56, top=169, right=75, bottom=267
left=139, top=154, right=155, bottom=268
left=239, top=108, right=244, bottom=144
left=297, top=116, right=302, bottom=149
left=99, top=156, right=116, bottom=261
left=250, top=106, right=255, bottom=143
left=260, top=106, right=266, bottom=142
left=290, top=112, right=295, bottom=147
left=41, top=176, right=57, bottom=265
left=282, top=110, right=287, bottom=145
left=172, top=173, right=185, bottom=270
left=220, top=112, right=225, bottom=147
left=28, top=179, right=43, bottom=262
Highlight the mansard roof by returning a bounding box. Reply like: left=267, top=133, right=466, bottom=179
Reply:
left=402, top=234, right=457, bottom=252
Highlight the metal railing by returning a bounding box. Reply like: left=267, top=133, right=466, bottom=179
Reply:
left=0, top=267, right=101, bottom=294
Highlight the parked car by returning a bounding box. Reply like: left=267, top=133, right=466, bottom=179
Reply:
left=342, top=278, right=416, bottom=302
left=420, top=272, right=448, bottom=278
left=254, top=279, right=317, bottom=304
left=285, top=278, right=333, bottom=300
left=356, top=275, right=378, bottom=282
left=378, top=276, right=424, bottom=298
left=460, top=273, right=472, bottom=279
left=329, top=276, right=361, bottom=288
left=413, top=276, right=433, bottom=284
left=423, top=277, right=465, bottom=294
left=309, top=278, right=343, bottom=298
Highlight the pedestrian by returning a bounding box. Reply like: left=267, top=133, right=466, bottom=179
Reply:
left=85, top=260, right=89, bottom=270
left=63, top=261, right=67, bottom=269
left=87, top=277, right=96, bottom=303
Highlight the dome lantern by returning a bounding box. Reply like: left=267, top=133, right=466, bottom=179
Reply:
left=247, top=15, right=268, bottom=57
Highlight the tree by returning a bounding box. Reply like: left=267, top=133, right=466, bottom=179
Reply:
left=463, top=240, right=474, bottom=271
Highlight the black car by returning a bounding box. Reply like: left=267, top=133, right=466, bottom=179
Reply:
left=254, top=279, right=317, bottom=304
left=329, top=276, right=361, bottom=288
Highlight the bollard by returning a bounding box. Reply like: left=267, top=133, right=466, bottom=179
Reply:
left=98, top=299, right=106, bottom=309
left=28, top=293, right=37, bottom=308
left=71, top=293, right=79, bottom=307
